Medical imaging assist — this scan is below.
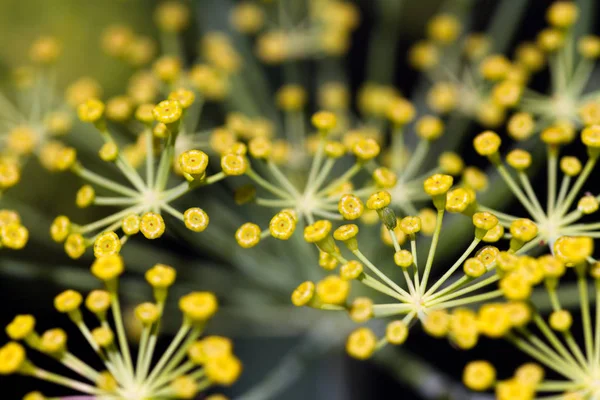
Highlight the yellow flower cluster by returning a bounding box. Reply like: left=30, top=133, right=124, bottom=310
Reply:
left=0, top=209, right=28, bottom=250
left=0, top=256, right=241, bottom=399
left=290, top=176, right=542, bottom=360
left=233, top=0, right=360, bottom=64
left=464, top=235, right=600, bottom=399
left=514, top=1, right=600, bottom=134
left=473, top=122, right=600, bottom=252
left=50, top=91, right=230, bottom=259
left=0, top=37, right=85, bottom=195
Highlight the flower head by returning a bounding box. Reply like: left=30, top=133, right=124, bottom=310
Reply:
left=0, top=259, right=241, bottom=398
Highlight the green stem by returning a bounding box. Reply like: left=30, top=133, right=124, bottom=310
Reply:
left=419, top=209, right=444, bottom=294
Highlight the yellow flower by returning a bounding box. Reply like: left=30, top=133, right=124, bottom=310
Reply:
left=515, top=363, right=544, bottom=387
left=135, top=302, right=161, bottom=326
left=473, top=131, right=501, bottom=156
left=463, top=361, right=496, bottom=391
left=122, top=214, right=141, bottom=236
left=155, top=1, right=189, bottom=32
left=386, top=320, right=409, bottom=345
left=179, top=292, right=218, bottom=321
left=6, top=126, right=37, bottom=155
left=366, top=191, right=391, bottom=210
left=291, top=281, right=315, bottom=307
left=23, top=391, right=45, bottom=400
left=338, top=194, right=365, bottom=220
left=477, top=304, right=511, bottom=338
left=496, top=379, right=534, bottom=400
left=170, top=376, right=198, bottom=399
left=135, top=104, right=155, bottom=124
left=0, top=342, right=26, bottom=375
left=304, top=220, right=332, bottom=243
left=553, top=236, right=593, bottom=265
left=54, top=290, right=83, bottom=313
left=340, top=260, right=364, bottom=280
left=578, top=195, right=599, bottom=214
left=492, top=80, right=522, bottom=107
left=394, top=250, right=413, bottom=268
left=333, top=224, right=359, bottom=242
left=54, top=147, right=77, bottom=171
left=372, top=167, right=397, bottom=188
left=168, top=88, right=195, bottom=109
left=99, top=142, right=118, bottom=162
left=423, top=174, right=453, bottom=196
left=416, top=115, right=444, bottom=140
left=507, top=112, right=535, bottom=141
left=1, top=223, right=29, bottom=249
left=463, top=258, right=486, bottom=278
left=106, top=96, right=134, bottom=122
left=560, top=156, right=582, bottom=176
left=472, top=212, right=498, bottom=231
left=235, top=223, right=261, bottom=248
left=221, top=154, right=249, bottom=175
left=537, top=28, right=565, bottom=52
left=509, top=219, right=538, bottom=243
left=77, top=99, right=105, bottom=123
left=423, top=310, right=450, bottom=337
left=438, top=152, right=464, bottom=175
left=86, top=290, right=111, bottom=315
left=92, top=326, right=114, bottom=348
left=445, top=188, right=473, bottom=213
left=152, top=99, right=182, bottom=124
left=500, top=273, right=532, bottom=300
left=231, top=1, right=264, bottom=34
left=91, top=254, right=124, bottom=282
left=316, top=275, right=349, bottom=305
left=49, top=216, right=70, bottom=243
left=188, top=336, right=233, bottom=365
left=64, top=233, right=86, bottom=259
left=386, top=98, right=415, bottom=125
left=349, top=297, right=373, bottom=323
left=93, top=231, right=121, bottom=258
left=140, top=212, right=166, bottom=239
left=546, top=1, right=578, bottom=28
left=427, top=14, right=461, bottom=44
left=145, top=264, right=176, bottom=289
left=269, top=212, right=296, bottom=240
left=0, top=161, right=20, bottom=189
left=506, top=149, right=532, bottom=170
left=183, top=208, right=209, bottom=232
left=409, top=40, right=439, bottom=70
left=6, top=315, right=36, bottom=340
left=29, top=36, right=61, bottom=64
left=311, top=111, right=337, bottom=132
left=276, top=85, right=307, bottom=111
left=581, top=125, right=600, bottom=148
left=153, top=56, right=182, bottom=82
left=179, top=150, right=209, bottom=177
left=248, top=137, right=272, bottom=159
left=549, top=310, right=573, bottom=332
left=352, top=138, right=380, bottom=162
left=399, top=216, right=421, bottom=235
left=480, top=55, right=511, bottom=81
left=578, top=35, right=600, bottom=58
left=204, top=354, right=242, bottom=386
left=40, top=328, right=67, bottom=354
left=346, top=327, right=377, bottom=360
left=483, top=225, right=503, bottom=242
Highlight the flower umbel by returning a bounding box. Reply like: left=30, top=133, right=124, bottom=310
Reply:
left=1, top=256, right=241, bottom=399
left=53, top=92, right=226, bottom=258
